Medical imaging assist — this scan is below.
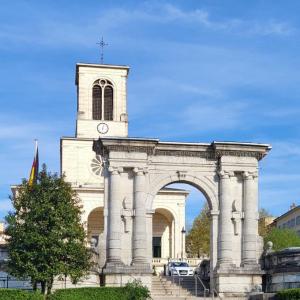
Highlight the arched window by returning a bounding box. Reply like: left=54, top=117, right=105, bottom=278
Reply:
left=92, top=85, right=102, bottom=120
left=104, top=86, right=113, bottom=120
left=92, top=79, right=113, bottom=121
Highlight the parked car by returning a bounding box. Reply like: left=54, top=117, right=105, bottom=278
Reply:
left=194, top=259, right=210, bottom=281
left=166, top=261, right=194, bottom=276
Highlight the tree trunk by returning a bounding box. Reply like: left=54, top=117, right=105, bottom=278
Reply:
left=32, top=280, right=37, bottom=291
left=41, top=281, right=46, bottom=295
left=47, top=277, right=53, bottom=294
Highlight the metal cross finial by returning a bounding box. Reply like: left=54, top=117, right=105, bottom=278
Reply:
left=96, top=37, right=108, bottom=64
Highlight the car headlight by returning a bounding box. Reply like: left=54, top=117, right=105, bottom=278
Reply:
left=172, top=270, right=178, bottom=275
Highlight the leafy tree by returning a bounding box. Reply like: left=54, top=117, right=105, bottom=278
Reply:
left=6, top=165, right=91, bottom=295
left=258, top=208, right=274, bottom=237
left=186, top=203, right=210, bottom=257
left=264, top=227, right=300, bottom=251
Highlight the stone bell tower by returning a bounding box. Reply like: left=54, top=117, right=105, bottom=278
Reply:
left=75, top=63, right=130, bottom=139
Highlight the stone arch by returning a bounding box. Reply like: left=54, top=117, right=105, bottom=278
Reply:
left=87, top=207, right=104, bottom=244
left=147, top=172, right=218, bottom=212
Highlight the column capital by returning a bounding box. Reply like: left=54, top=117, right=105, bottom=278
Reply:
left=108, top=166, right=123, bottom=175
left=242, top=171, right=258, bottom=180
left=133, top=167, right=148, bottom=175
left=209, top=210, right=220, bottom=217
left=218, top=170, right=234, bottom=179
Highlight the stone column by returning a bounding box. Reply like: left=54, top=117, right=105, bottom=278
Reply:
left=132, top=167, right=148, bottom=265
left=242, top=171, right=258, bottom=266
left=210, top=210, right=219, bottom=293
left=107, top=166, right=123, bottom=264
left=218, top=170, right=234, bottom=266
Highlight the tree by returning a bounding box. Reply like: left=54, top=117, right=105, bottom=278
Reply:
left=186, top=203, right=210, bottom=257
left=264, top=227, right=300, bottom=251
left=5, top=165, right=91, bottom=295
left=258, top=208, right=274, bottom=237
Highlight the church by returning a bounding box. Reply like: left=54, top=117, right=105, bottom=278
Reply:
left=61, top=62, right=271, bottom=297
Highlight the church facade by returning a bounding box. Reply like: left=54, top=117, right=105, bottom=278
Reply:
left=61, top=62, right=271, bottom=297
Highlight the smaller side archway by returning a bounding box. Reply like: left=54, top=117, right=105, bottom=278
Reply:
left=152, top=208, right=175, bottom=259
left=87, top=207, right=104, bottom=246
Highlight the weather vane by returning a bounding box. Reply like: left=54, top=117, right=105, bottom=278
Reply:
left=96, top=37, right=108, bottom=64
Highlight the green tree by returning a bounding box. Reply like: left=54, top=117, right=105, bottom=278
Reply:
left=264, top=227, right=300, bottom=251
left=186, top=203, right=210, bottom=257
left=6, top=165, right=91, bottom=295
left=258, top=208, right=274, bottom=237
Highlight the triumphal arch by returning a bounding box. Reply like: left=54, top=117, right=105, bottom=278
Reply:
left=61, top=62, right=271, bottom=296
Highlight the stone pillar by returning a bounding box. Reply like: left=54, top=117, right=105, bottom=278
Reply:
left=210, top=210, right=219, bottom=293
left=132, top=168, right=148, bottom=265
left=242, top=171, right=259, bottom=266
left=218, top=170, right=234, bottom=266
left=107, top=167, right=123, bottom=264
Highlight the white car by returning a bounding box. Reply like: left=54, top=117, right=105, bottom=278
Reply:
left=167, top=261, right=194, bottom=276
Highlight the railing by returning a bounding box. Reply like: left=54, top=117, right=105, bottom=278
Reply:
left=194, top=274, right=209, bottom=298
left=170, top=272, right=183, bottom=296
left=212, top=287, right=221, bottom=299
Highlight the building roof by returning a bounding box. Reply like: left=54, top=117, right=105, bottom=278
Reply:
left=273, top=205, right=300, bottom=223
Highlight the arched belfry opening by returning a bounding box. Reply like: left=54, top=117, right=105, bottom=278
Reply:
left=93, top=136, right=270, bottom=297
left=92, top=79, right=113, bottom=121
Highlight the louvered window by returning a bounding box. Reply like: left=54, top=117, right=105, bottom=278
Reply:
left=92, top=85, right=102, bottom=120
left=92, top=79, right=113, bottom=120
left=104, top=86, right=113, bottom=120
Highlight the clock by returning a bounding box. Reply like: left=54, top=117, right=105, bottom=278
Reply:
left=97, top=123, right=109, bottom=134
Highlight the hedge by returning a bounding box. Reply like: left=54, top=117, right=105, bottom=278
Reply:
left=0, top=289, right=43, bottom=300
left=48, top=283, right=150, bottom=300
left=276, top=288, right=300, bottom=300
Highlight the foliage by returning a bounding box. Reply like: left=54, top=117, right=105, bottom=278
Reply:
left=276, top=288, right=300, bottom=300
left=0, top=289, right=43, bottom=300
left=5, top=165, right=91, bottom=294
left=47, top=282, right=150, bottom=300
left=264, top=227, right=300, bottom=251
left=258, top=208, right=274, bottom=237
left=186, top=203, right=210, bottom=256
left=124, top=280, right=151, bottom=300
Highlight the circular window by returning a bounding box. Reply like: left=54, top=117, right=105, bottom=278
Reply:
left=90, top=155, right=103, bottom=176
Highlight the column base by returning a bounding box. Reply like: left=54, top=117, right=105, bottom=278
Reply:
left=103, top=265, right=152, bottom=289
left=215, top=266, right=264, bottom=298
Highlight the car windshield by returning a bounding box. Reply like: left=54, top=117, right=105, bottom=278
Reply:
left=172, top=262, right=189, bottom=267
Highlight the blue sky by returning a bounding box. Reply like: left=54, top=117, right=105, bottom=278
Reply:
left=1, top=0, right=300, bottom=226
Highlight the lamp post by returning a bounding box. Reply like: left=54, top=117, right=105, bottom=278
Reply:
left=181, top=227, right=186, bottom=260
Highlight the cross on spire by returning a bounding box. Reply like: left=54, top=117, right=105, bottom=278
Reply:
left=96, top=37, right=108, bottom=64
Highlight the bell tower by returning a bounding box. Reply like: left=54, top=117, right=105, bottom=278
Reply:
left=75, top=63, right=129, bottom=138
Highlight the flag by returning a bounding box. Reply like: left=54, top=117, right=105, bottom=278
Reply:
left=28, top=140, right=39, bottom=185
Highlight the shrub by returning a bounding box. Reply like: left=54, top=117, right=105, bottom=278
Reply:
left=276, top=288, right=300, bottom=300
left=47, top=287, right=126, bottom=300
left=0, top=289, right=43, bottom=300
left=124, top=280, right=151, bottom=300
left=47, top=282, right=150, bottom=300
left=264, top=228, right=300, bottom=251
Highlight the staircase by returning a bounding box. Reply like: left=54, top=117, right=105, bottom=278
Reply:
left=151, top=275, right=210, bottom=300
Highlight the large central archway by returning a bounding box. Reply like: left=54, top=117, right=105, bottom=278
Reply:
left=93, top=137, right=270, bottom=297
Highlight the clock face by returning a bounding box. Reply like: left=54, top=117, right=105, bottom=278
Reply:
left=97, top=123, right=109, bottom=134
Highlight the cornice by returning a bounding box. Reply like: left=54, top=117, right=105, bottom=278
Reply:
left=93, top=138, right=271, bottom=161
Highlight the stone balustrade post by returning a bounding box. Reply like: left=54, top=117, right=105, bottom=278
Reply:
left=132, top=167, right=148, bottom=265
left=242, top=171, right=258, bottom=266
left=218, top=170, right=234, bottom=266
left=107, top=166, right=123, bottom=264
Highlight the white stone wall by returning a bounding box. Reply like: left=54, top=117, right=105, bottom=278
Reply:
left=61, top=138, right=104, bottom=187
left=76, top=64, right=129, bottom=138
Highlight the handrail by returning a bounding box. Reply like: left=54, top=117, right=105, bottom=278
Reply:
left=211, top=287, right=221, bottom=299
left=194, top=274, right=209, bottom=298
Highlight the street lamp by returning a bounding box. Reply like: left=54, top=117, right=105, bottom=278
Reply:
left=181, top=227, right=186, bottom=259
